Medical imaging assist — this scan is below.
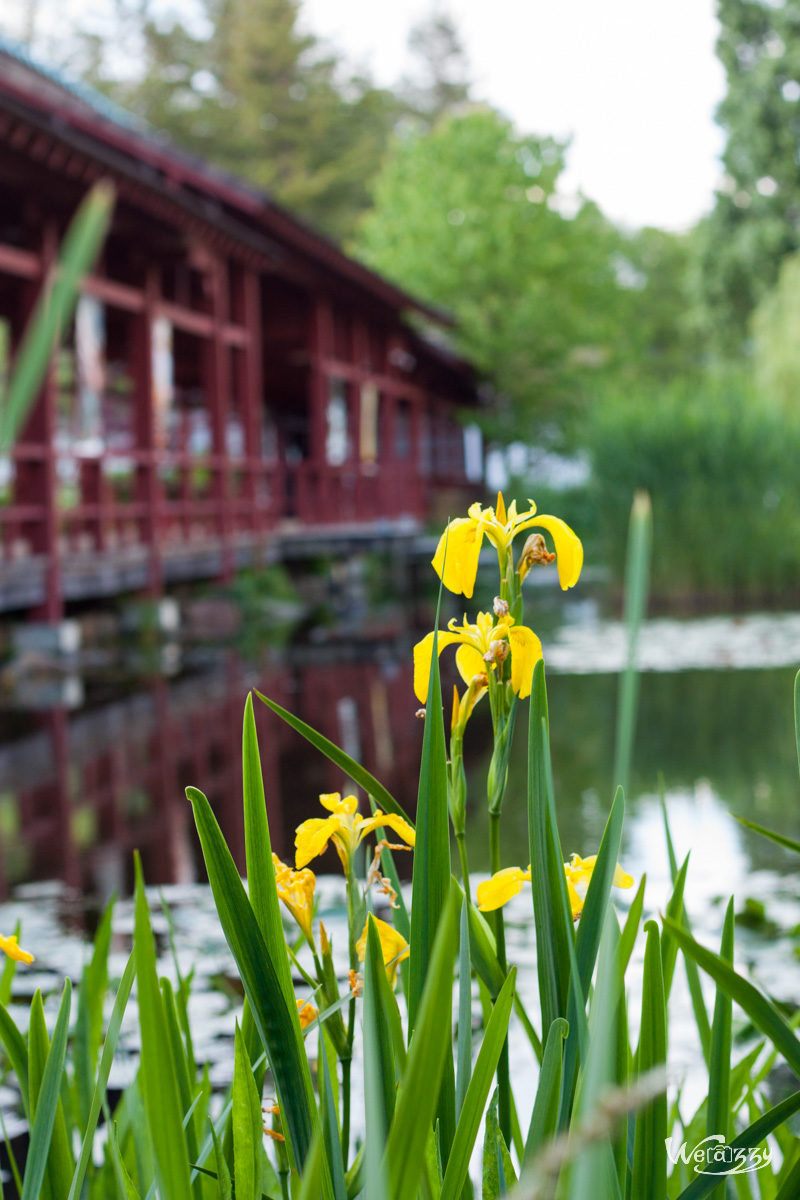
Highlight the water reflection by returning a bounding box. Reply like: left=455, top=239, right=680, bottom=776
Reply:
left=0, top=613, right=799, bottom=907
left=464, top=664, right=800, bottom=877
left=0, top=644, right=423, bottom=904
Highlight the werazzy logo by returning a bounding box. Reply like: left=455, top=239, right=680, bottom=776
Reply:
left=665, top=1136, right=772, bottom=1176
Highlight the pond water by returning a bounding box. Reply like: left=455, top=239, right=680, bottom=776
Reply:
left=1, top=600, right=800, bottom=1143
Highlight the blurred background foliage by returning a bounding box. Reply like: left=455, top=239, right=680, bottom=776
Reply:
left=8, top=0, right=800, bottom=601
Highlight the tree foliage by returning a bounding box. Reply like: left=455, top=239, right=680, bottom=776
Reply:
left=752, top=247, right=800, bottom=410
left=355, top=108, right=703, bottom=436
left=85, top=0, right=403, bottom=243
left=698, top=0, right=800, bottom=353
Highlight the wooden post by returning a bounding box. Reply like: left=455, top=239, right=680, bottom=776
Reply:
left=206, top=256, right=234, bottom=577
left=14, top=221, right=62, bottom=620
left=308, top=296, right=332, bottom=520
left=240, top=266, right=269, bottom=530
left=133, top=265, right=163, bottom=596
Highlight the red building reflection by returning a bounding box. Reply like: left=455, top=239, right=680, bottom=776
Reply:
left=0, top=649, right=422, bottom=899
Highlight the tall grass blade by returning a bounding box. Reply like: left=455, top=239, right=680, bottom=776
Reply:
left=706, top=899, right=734, bottom=1200
left=363, top=917, right=398, bottom=1144
left=294, top=1127, right=326, bottom=1200
left=663, top=912, right=800, bottom=1075
left=211, top=1124, right=233, bottom=1200
left=318, top=1033, right=348, bottom=1200
left=407, top=579, right=456, bottom=1161
left=28, top=988, right=74, bottom=1198
left=254, top=691, right=411, bottom=824
left=660, top=795, right=711, bottom=1059
left=21, top=979, right=72, bottom=1200
left=134, top=856, right=194, bottom=1200
left=383, top=882, right=460, bottom=1199
left=186, top=786, right=318, bottom=1177
left=0, top=181, right=114, bottom=453
left=631, top=921, right=668, bottom=1200
left=441, top=968, right=516, bottom=1200
left=482, top=1089, right=516, bottom=1199
left=68, top=951, right=136, bottom=1200
left=735, top=816, right=800, bottom=855
left=613, top=490, right=651, bottom=795
left=523, top=1017, right=568, bottom=1167
left=0, top=1004, right=29, bottom=1117
left=409, top=577, right=452, bottom=1029
left=617, top=875, right=645, bottom=982
left=242, top=693, right=296, bottom=1008
left=456, top=899, right=473, bottom=1117
left=560, top=787, right=625, bottom=1116
left=527, top=660, right=573, bottom=1035
left=107, top=1121, right=144, bottom=1200
left=567, top=915, right=621, bottom=1200
left=232, top=1023, right=263, bottom=1200
left=661, top=854, right=690, bottom=1001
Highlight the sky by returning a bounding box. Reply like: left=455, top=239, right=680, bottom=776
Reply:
left=301, top=0, right=727, bottom=232
left=5, top=0, right=728, bottom=232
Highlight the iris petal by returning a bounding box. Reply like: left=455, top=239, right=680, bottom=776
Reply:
left=476, top=866, right=531, bottom=911
left=413, top=630, right=463, bottom=703
left=508, top=626, right=543, bottom=698
left=455, top=643, right=486, bottom=686
left=359, top=811, right=416, bottom=847
left=0, top=934, right=34, bottom=964
left=295, top=816, right=340, bottom=868
left=516, top=514, right=583, bottom=589
left=431, top=516, right=485, bottom=598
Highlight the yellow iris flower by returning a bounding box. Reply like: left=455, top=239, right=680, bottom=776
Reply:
left=272, top=853, right=316, bottom=944
left=476, top=853, right=633, bottom=919
left=296, top=998, right=318, bottom=1029
left=414, top=611, right=542, bottom=703
left=0, top=934, right=33, bottom=964
left=432, top=492, right=583, bottom=598
left=295, top=792, right=415, bottom=873
left=356, top=917, right=410, bottom=987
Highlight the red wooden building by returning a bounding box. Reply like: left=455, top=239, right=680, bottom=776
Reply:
left=0, top=43, right=482, bottom=620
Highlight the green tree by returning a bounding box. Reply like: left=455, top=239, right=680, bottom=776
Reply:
left=752, top=248, right=800, bottom=409
left=355, top=107, right=627, bottom=438
left=14, top=0, right=403, bottom=244
left=613, top=226, right=707, bottom=383
left=698, top=0, right=800, bottom=353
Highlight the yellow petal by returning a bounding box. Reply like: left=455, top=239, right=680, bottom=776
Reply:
left=613, top=864, right=634, bottom=889
left=295, top=816, right=341, bottom=868
left=508, top=625, right=543, bottom=699
left=356, top=917, right=410, bottom=986
left=296, top=998, right=318, bottom=1029
left=476, top=866, right=531, bottom=912
left=566, top=876, right=584, bottom=919
left=0, top=934, right=34, bottom=964
left=566, top=853, right=595, bottom=885
left=516, top=514, right=583, bottom=589
left=319, top=792, right=358, bottom=815
left=413, top=630, right=462, bottom=703
left=455, top=643, right=487, bottom=686
left=431, top=516, right=484, bottom=598
left=358, top=811, right=416, bottom=848
left=495, top=492, right=507, bottom=525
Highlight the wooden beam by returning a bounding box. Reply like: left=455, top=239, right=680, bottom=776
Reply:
left=82, top=274, right=145, bottom=312
left=0, top=241, right=41, bottom=279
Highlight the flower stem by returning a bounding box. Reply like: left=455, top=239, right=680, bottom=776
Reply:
left=341, top=866, right=359, bottom=1161
left=489, top=809, right=512, bottom=1147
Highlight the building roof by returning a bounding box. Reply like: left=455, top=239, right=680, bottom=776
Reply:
left=0, top=35, right=458, bottom=331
